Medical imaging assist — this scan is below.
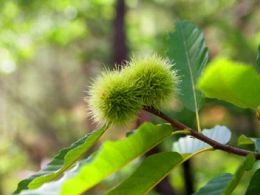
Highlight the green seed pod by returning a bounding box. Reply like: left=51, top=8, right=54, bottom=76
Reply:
left=88, top=71, right=142, bottom=126
left=125, top=56, right=178, bottom=108
left=87, top=56, right=178, bottom=126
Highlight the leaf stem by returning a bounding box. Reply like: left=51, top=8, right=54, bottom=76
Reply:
left=195, top=109, right=201, bottom=132
left=143, top=106, right=260, bottom=160
left=181, top=147, right=214, bottom=162
left=172, top=130, right=191, bottom=136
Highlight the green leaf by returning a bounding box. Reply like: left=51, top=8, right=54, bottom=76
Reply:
left=60, top=122, right=173, bottom=195
left=19, top=159, right=89, bottom=195
left=245, top=169, right=260, bottom=195
left=238, top=135, right=255, bottom=145
left=173, top=125, right=231, bottom=154
left=14, top=126, right=108, bottom=194
left=167, top=20, right=208, bottom=112
left=238, top=135, right=260, bottom=152
left=108, top=147, right=213, bottom=195
left=223, top=154, right=255, bottom=195
left=194, top=174, right=233, bottom=195
left=198, top=58, right=260, bottom=109
left=195, top=154, right=255, bottom=195
left=237, top=135, right=255, bottom=151
left=21, top=136, right=211, bottom=195
left=107, top=152, right=183, bottom=195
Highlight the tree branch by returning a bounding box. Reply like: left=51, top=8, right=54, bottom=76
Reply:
left=143, top=106, right=260, bottom=160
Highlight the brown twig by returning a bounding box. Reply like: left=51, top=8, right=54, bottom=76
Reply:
left=143, top=106, right=260, bottom=160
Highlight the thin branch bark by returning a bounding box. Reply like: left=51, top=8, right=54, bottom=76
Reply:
left=144, top=106, right=260, bottom=160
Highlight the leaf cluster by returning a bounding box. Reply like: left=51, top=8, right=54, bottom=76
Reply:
left=14, top=21, right=260, bottom=195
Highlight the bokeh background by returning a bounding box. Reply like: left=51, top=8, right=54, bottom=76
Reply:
left=1, top=0, right=260, bottom=194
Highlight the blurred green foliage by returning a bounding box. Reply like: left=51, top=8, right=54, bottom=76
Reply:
left=0, top=0, right=260, bottom=194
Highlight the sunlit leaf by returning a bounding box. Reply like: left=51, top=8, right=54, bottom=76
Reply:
left=173, top=125, right=231, bottom=154
left=14, top=126, right=108, bottom=194
left=167, top=20, right=208, bottom=112
left=60, top=123, right=173, bottom=195
left=107, top=152, right=183, bottom=195
left=198, top=58, right=260, bottom=109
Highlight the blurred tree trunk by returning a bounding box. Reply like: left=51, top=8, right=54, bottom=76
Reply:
left=113, top=0, right=128, bottom=65
left=183, top=160, right=194, bottom=195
